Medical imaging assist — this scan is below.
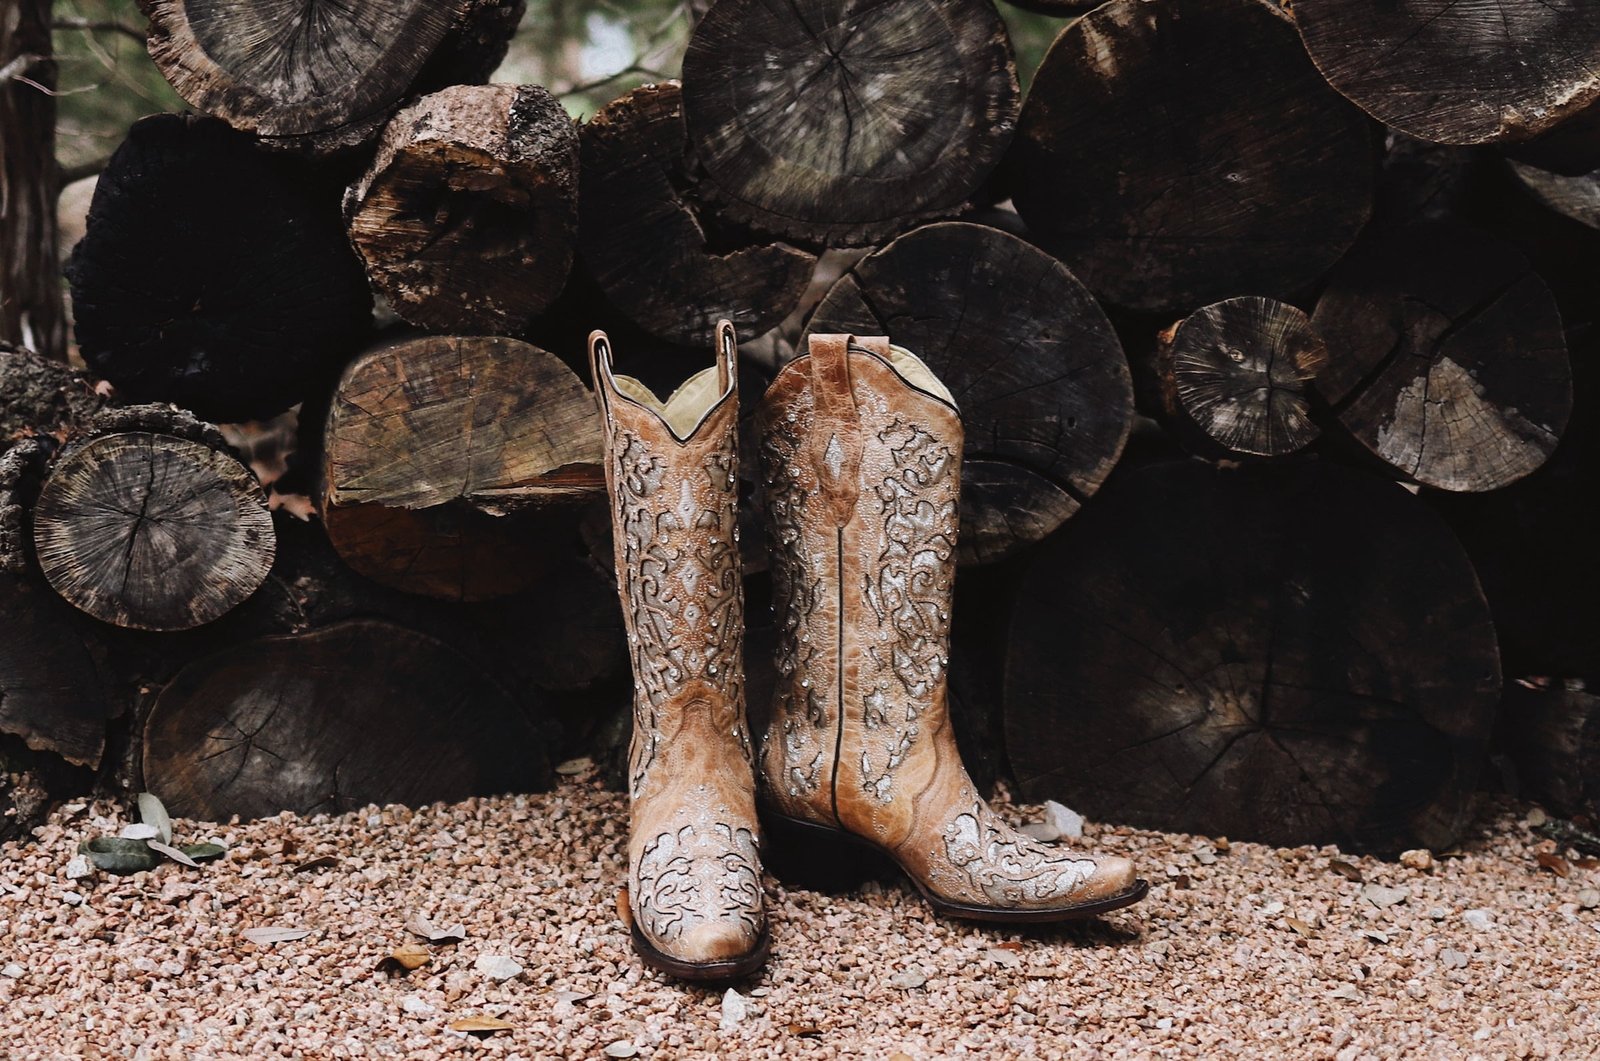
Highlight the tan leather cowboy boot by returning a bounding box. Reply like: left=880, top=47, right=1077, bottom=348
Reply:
left=590, top=320, right=767, bottom=979
left=757, top=333, right=1148, bottom=922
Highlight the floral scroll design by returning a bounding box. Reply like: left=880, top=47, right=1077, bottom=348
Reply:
left=635, top=820, right=763, bottom=945
left=941, top=794, right=1099, bottom=907
left=858, top=418, right=958, bottom=801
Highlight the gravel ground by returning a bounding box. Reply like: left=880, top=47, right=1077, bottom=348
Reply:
left=2, top=772, right=1598, bottom=1060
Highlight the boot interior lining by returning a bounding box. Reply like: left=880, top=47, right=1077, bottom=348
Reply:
left=879, top=343, right=956, bottom=405
left=611, top=365, right=729, bottom=440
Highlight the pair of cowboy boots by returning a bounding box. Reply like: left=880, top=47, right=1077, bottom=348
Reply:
left=589, top=322, right=1148, bottom=980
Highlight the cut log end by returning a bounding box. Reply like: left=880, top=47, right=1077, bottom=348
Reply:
left=1158, top=297, right=1327, bottom=458
left=1293, top=0, right=1600, bottom=146
left=321, top=335, right=603, bottom=600
left=1003, top=460, right=1501, bottom=854
left=682, top=0, right=1019, bottom=246
left=32, top=431, right=274, bottom=630
left=140, top=619, right=554, bottom=821
left=1313, top=222, right=1572, bottom=492
left=346, top=84, right=579, bottom=333
left=1007, top=0, right=1375, bottom=311
left=579, top=81, right=815, bottom=346
left=1500, top=683, right=1600, bottom=821
left=804, top=221, right=1133, bottom=564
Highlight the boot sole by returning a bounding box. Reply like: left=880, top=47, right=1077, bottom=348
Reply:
left=630, top=921, right=771, bottom=982
left=762, top=810, right=1150, bottom=924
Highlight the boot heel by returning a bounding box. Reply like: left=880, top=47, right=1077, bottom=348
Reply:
left=759, top=811, right=899, bottom=894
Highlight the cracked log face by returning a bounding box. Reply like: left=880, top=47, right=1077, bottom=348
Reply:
left=142, top=0, right=457, bottom=153
left=681, top=0, right=1019, bottom=246
left=1003, top=459, right=1501, bottom=854
left=65, top=115, right=372, bottom=423
left=579, top=81, right=815, bottom=346
left=803, top=221, right=1134, bottom=564
left=140, top=619, right=553, bottom=821
left=32, top=432, right=275, bottom=631
left=1312, top=222, right=1571, bottom=492
left=1292, top=0, right=1600, bottom=147
left=320, top=335, right=603, bottom=601
left=345, top=84, right=579, bottom=333
left=1007, top=0, right=1375, bottom=312
left=1157, top=297, right=1327, bottom=459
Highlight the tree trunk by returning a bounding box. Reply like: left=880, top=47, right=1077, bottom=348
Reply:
left=1499, top=682, right=1600, bottom=822
left=1312, top=222, right=1571, bottom=492
left=682, top=0, right=1019, bottom=247
left=1156, top=297, right=1326, bottom=459
left=579, top=81, right=815, bottom=347
left=803, top=221, right=1133, bottom=564
left=320, top=334, right=604, bottom=601
left=0, top=345, right=105, bottom=443
left=345, top=84, right=578, bottom=334
left=1003, top=459, right=1501, bottom=854
left=0, top=0, right=65, bottom=361
left=65, top=115, right=372, bottom=423
left=140, top=619, right=554, bottom=821
left=1292, top=0, right=1600, bottom=147
left=31, top=407, right=275, bottom=631
left=1006, top=0, right=1376, bottom=312
left=139, top=0, right=525, bottom=156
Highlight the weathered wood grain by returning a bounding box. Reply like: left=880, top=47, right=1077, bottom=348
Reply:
left=1003, top=459, right=1501, bottom=854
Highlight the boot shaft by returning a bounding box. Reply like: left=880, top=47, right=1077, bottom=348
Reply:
left=758, top=335, right=964, bottom=841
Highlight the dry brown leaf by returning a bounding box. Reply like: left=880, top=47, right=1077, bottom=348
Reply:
left=1285, top=918, right=1316, bottom=938
left=1213, top=836, right=1231, bottom=853
left=788, top=1024, right=822, bottom=1038
left=405, top=914, right=466, bottom=943
left=293, top=855, right=339, bottom=874
left=450, top=1015, right=513, bottom=1034
left=995, top=941, right=1025, bottom=952
left=1574, top=857, right=1600, bottom=871
left=1536, top=851, right=1572, bottom=878
left=379, top=943, right=430, bottom=973
left=1329, top=859, right=1364, bottom=882
left=240, top=926, right=311, bottom=945
left=148, top=840, right=199, bottom=868
left=1173, top=874, right=1191, bottom=890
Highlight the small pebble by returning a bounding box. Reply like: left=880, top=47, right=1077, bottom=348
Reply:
left=604, top=1042, right=639, bottom=1058
left=1578, top=888, right=1600, bottom=911
left=474, top=955, right=522, bottom=982
left=719, top=988, right=749, bottom=1033
left=889, top=965, right=928, bottom=990
left=1399, top=849, right=1434, bottom=871
left=63, top=856, right=91, bottom=880
left=1463, top=909, right=1495, bottom=932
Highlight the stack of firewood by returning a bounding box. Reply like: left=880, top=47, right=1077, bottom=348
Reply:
left=1, top=0, right=1596, bottom=855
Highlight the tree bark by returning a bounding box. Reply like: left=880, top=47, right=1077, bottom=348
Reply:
left=1003, top=459, right=1501, bottom=855
left=65, top=115, right=372, bottom=423
left=138, top=0, right=525, bottom=156
left=140, top=619, right=554, bottom=821
left=0, top=0, right=66, bottom=361
left=803, top=221, right=1133, bottom=564
left=1292, top=0, right=1600, bottom=147
left=579, top=81, right=815, bottom=347
left=682, top=0, right=1019, bottom=247
left=1312, top=222, right=1571, bottom=492
left=1156, top=297, right=1326, bottom=459
left=1006, top=0, right=1375, bottom=312
left=0, top=345, right=105, bottom=443
left=31, top=407, right=275, bottom=631
left=345, top=84, right=578, bottom=334
left=320, top=334, right=604, bottom=601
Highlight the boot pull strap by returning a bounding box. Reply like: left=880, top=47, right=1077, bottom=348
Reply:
left=714, top=319, right=737, bottom=394
left=806, top=333, right=888, bottom=527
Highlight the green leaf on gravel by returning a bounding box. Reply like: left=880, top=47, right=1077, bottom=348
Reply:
left=181, top=843, right=227, bottom=862
left=78, top=837, right=159, bottom=875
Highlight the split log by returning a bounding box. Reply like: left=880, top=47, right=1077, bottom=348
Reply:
left=31, top=408, right=275, bottom=631
left=0, top=345, right=105, bottom=443
left=804, top=221, right=1133, bottom=564
left=65, top=115, right=372, bottom=423
left=320, top=335, right=603, bottom=601
left=1156, top=297, right=1327, bottom=459
left=0, top=0, right=66, bottom=361
left=1003, top=459, right=1501, bottom=854
left=681, top=0, right=1019, bottom=246
left=1500, top=683, right=1600, bottom=821
left=579, top=81, right=815, bottom=346
left=345, top=84, right=579, bottom=334
left=1292, top=0, right=1600, bottom=147
left=140, top=619, right=554, bottom=821
left=1312, top=222, right=1571, bottom=492
left=139, top=0, right=525, bottom=155
left=0, top=574, right=112, bottom=769
left=1006, top=0, right=1375, bottom=312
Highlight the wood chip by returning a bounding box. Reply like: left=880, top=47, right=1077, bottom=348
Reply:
left=450, top=1015, right=513, bottom=1034
left=293, top=856, right=339, bottom=874
left=1329, top=859, right=1364, bottom=882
